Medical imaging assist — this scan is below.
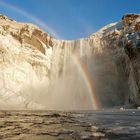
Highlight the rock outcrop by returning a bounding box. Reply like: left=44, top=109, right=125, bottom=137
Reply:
left=0, top=14, right=140, bottom=109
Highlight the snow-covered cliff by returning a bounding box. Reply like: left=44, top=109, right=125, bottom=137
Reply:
left=0, top=14, right=140, bottom=109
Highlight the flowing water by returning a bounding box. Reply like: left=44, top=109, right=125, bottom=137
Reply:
left=0, top=109, right=139, bottom=140
left=0, top=21, right=135, bottom=110
left=20, top=37, right=131, bottom=110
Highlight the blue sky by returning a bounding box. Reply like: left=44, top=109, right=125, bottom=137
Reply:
left=0, top=0, right=140, bottom=40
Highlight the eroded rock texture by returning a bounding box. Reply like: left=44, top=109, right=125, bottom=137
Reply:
left=0, top=14, right=140, bottom=109
left=0, top=110, right=139, bottom=140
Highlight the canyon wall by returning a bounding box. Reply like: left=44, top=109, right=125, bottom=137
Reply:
left=0, top=14, right=139, bottom=109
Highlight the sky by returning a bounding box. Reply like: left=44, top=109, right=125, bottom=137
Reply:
left=0, top=0, right=139, bottom=40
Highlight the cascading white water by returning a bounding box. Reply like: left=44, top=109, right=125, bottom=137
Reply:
left=0, top=14, right=139, bottom=110
left=0, top=33, right=131, bottom=110
left=21, top=39, right=96, bottom=110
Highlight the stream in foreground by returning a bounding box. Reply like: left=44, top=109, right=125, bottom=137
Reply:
left=0, top=109, right=139, bottom=140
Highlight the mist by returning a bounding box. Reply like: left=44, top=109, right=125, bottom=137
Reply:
left=20, top=45, right=130, bottom=110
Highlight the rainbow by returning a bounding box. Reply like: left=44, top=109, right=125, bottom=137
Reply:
left=72, top=55, right=99, bottom=110
left=0, top=1, right=60, bottom=38
left=0, top=1, right=99, bottom=110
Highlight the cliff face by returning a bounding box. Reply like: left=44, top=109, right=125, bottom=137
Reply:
left=0, top=15, right=53, bottom=109
left=0, top=14, right=140, bottom=109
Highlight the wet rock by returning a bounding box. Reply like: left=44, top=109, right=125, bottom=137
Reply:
left=120, top=107, right=125, bottom=111
left=92, top=132, right=105, bottom=138
left=0, top=112, right=5, bottom=118
left=137, top=106, right=140, bottom=109
left=80, top=132, right=92, bottom=139
left=91, top=126, right=98, bottom=132
left=0, top=111, right=139, bottom=139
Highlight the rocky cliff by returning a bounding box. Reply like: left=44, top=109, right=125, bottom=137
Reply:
left=0, top=14, right=140, bottom=110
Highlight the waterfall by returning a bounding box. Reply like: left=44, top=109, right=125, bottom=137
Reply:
left=0, top=14, right=140, bottom=110
left=43, top=39, right=96, bottom=110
